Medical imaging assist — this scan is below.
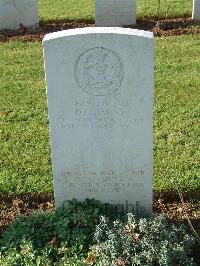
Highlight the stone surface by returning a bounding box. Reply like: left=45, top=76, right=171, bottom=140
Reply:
left=95, top=0, right=136, bottom=26
left=43, top=27, right=154, bottom=213
left=0, top=0, right=38, bottom=30
left=193, top=0, right=200, bottom=20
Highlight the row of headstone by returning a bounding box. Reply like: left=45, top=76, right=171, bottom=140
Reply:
left=95, top=0, right=200, bottom=26
left=0, top=0, right=136, bottom=30
left=0, top=0, right=199, bottom=30
left=43, top=27, right=154, bottom=213
left=0, top=0, right=38, bottom=30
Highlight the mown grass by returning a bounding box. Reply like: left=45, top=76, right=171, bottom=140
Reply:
left=154, top=35, right=200, bottom=193
left=0, top=42, right=51, bottom=194
left=0, top=34, right=199, bottom=196
left=38, top=0, right=192, bottom=22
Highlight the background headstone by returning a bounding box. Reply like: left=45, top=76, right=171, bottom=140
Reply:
left=192, top=0, right=200, bottom=20
left=43, top=28, right=154, bottom=213
left=95, top=0, right=136, bottom=26
left=0, top=0, right=38, bottom=30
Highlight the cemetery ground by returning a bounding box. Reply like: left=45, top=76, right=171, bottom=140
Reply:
left=37, top=0, right=193, bottom=22
left=1, top=35, right=200, bottom=264
left=0, top=1, right=200, bottom=265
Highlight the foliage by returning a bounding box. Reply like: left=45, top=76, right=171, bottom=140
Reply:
left=0, top=200, right=196, bottom=265
left=92, top=214, right=195, bottom=265
left=0, top=241, right=86, bottom=266
left=1, top=199, right=118, bottom=252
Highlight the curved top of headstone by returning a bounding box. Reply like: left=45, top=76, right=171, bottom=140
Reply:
left=43, top=27, right=154, bottom=42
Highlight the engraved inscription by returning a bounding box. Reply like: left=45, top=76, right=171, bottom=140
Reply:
left=58, top=99, right=143, bottom=129
left=57, top=169, right=146, bottom=194
left=74, top=47, right=123, bottom=96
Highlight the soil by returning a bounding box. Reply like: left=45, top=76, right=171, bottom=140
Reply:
left=0, top=17, right=199, bottom=42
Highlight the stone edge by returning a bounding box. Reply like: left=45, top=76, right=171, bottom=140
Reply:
left=43, top=27, right=154, bottom=43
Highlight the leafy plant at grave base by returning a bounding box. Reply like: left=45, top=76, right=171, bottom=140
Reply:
left=91, top=214, right=195, bottom=266
left=0, top=199, right=196, bottom=265
left=0, top=199, right=119, bottom=255
left=0, top=241, right=86, bottom=266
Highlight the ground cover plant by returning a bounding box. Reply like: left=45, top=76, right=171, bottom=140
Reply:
left=0, top=34, right=199, bottom=195
left=37, top=0, right=193, bottom=22
left=0, top=200, right=196, bottom=265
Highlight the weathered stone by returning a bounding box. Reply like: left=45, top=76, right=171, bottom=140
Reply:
left=43, top=28, right=154, bottom=213
left=193, top=0, right=200, bottom=20
left=0, top=0, right=38, bottom=30
left=95, top=0, right=136, bottom=26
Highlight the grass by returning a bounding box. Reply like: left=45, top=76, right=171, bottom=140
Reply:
left=0, top=42, right=51, bottom=194
left=0, top=34, right=199, bottom=196
left=38, top=0, right=193, bottom=22
left=154, top=35, right=200, bottom=193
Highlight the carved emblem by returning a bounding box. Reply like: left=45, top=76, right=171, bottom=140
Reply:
left=74, top=47, right=123, bottom=96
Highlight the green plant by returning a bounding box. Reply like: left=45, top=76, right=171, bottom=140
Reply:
left=1, top=211, right=54, bottom=249
left=92, top=214, right=195, bottom=265
left=0, top=241, right=86, bottom=266
left=0, top=200, right=197, bottom=265
left=1, top=199, right=118, bottom=252
left=0, top=199, right=120, bottom=265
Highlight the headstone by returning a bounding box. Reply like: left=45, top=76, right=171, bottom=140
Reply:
left=43, top=28, right=154, bottom=213
left=192, top=0, right=200, bottom=20
left=95, top=0, right=136, bottom=26
left=0, top=0, right=38, bottom=30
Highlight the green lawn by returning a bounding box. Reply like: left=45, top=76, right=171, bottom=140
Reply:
left=38, top=0, right=193, bottom=22
left=0, top=34, right=199, bottom=196
left=154, top=35, right=200, bottom=193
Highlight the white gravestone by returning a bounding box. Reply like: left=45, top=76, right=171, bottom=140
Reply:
left=0, top=0, right=38, bottom=30
left=192, top=0, right=200, bottom=20
left=43, top=28, right=154, bottom=213
left=95, top=0, right=136, bottom=26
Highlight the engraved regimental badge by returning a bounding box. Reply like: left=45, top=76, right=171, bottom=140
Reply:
left=75, top=47, right=123, bottom=96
